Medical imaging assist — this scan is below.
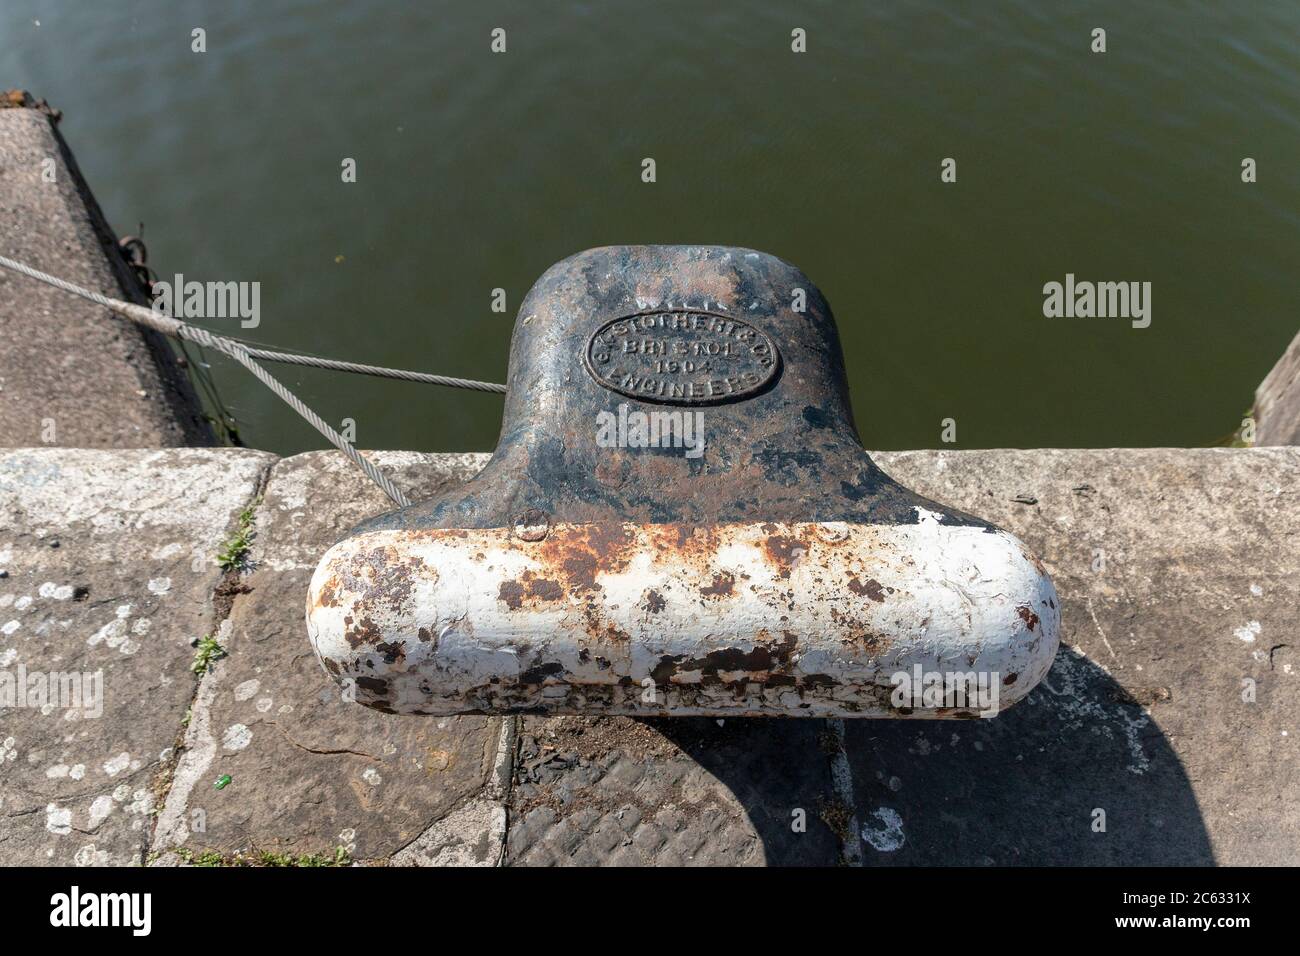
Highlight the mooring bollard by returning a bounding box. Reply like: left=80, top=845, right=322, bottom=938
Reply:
left=306, top=246, right=1060, bottom=717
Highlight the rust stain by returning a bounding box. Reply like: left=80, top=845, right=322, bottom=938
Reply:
left=374, top=639, right=407, bottom=666
left=344, top=615, right=382, bottom=650
left=316, top=576, right=341, bottom=608
left=536, top=523, right=635, bottom=594
left=1016, top=605, right=1040, bottom=631
left=530, top=577, right=564, bottom=601
left=699, top=571, right=736, bottom=598
left=648, top=631, right=803, bottom=686
left=498, top=570, right=566, bottom=609
left=847, top=575, right=892, bottom=602
left=498, top=580, right=526, bottom=610
left=321, top=545, right=431, bottom=623
left=763, top=533, right=807, bottom=579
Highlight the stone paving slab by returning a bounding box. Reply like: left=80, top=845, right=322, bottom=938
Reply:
left=151, top=451, right=503, bottom=864
left=0, top=448, right=273, bottom=865
left=0, top=105, right=210, bottom=448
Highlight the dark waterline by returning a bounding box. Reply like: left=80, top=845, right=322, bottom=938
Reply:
left=3, top=0, right=1297, bottom=454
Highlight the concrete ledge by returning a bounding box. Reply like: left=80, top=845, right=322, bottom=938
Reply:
left=0, top=103, right=210, bottom=447
left=1256, top=329, right=1300, bottom=445
left=1, top=447, right=1295, bottom=865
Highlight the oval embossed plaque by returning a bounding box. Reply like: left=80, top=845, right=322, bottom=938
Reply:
left=585, top=311, right=781, bottom=405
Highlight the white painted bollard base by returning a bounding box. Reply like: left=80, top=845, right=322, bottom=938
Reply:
left=306, top=511, right=1060, bottom=717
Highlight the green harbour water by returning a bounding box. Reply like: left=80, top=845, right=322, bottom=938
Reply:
left=2, top=0, right=1297, bottom=454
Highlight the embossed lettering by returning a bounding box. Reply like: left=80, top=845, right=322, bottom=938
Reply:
left=585, top=311, right=780, bottom=405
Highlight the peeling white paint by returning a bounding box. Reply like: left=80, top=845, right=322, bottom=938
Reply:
left=307, top=519, right=1061, bottom=717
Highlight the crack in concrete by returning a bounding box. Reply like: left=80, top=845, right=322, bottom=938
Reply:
left=146, top=460, right=275, bottom=863
left=272, top=723, right=381, bottom=761
left=825, top=718, right=863, bottom=866
left=492, top=716, right=518, bottom=866
left=388, top=715, right=517, bottom=867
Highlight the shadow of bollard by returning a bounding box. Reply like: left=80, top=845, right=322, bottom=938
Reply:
left=655, top=646, right=1210, bottom=866
left=846, top=645, right=1211, bottom=864
left=646, top=717, right=846, bottom=865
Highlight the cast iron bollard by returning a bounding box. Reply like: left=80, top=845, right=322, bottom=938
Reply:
left=306, top=246, right=1060, bottom=717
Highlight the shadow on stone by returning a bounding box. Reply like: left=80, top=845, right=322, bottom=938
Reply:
left=645, top=717, right=845, bottom=865
left=655, top=646, right=1213, bottom=866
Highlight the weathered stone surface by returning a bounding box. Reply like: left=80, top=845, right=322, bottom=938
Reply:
left=0, top=107, right=211, bottom=448
left=503, top=448, right=1299, bottom=865
left=1256, top=328, right=1300, bottom=445
left=0, top=448, right=272, bottom=865
left=5, top=447, right=1295, bottom=866
left=390, top=798, right=505, bottom=866
left=849, top=448, right=1298, bottom=865
left=151, top=451, right=501, bottom=863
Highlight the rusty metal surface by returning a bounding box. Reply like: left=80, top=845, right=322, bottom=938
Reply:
left=355, top=246, right=989, bottom=533
left=307, top=246, right=1061, bottom=716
